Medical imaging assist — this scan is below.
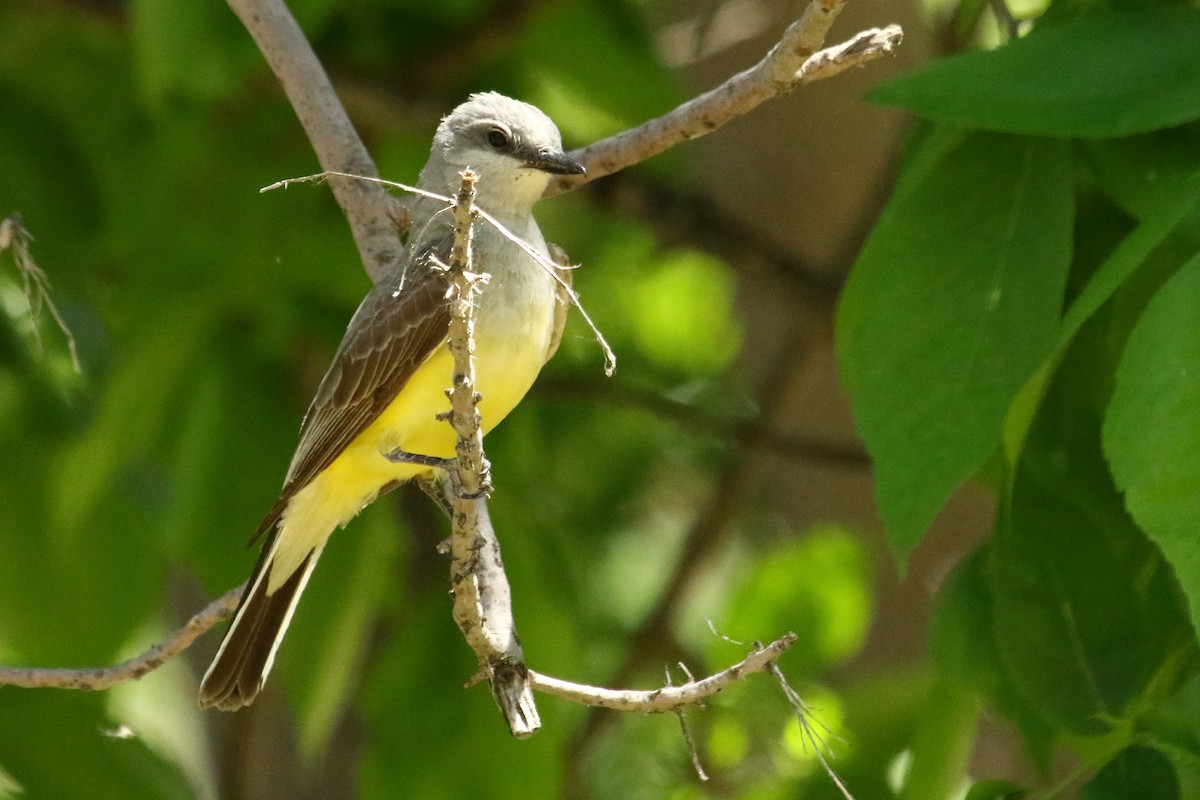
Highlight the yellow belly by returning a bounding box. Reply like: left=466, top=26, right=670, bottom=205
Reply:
left=267, top=289, right=554, bottom=591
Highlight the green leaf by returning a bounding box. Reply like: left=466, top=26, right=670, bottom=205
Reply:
left=1138, top=673, right=1200, bottom=798
left=1081, top=746, right=1180, bottom=800
left=1104, top=253, right=1200, bottom=631
left=1002, top=176, right=1200, bottom=465
left=837, top=132, right=1072, bottom=561
left=1081, top=130, right=1200, bottom=221
left=931, top=548, right=1058, bottom=769
left=991, top=469, right=1165, bottom=735
left=991, top=326, right=1195, bottom=736
left=871, top=7, right=1200, bottom=137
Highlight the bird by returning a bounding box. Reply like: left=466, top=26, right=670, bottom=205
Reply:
left=198, top=92, right=584, bottom=710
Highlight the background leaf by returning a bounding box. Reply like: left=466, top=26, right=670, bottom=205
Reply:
left=1104, top=254, right=1200, bottom=631
left=837, top=131, right=1073, bottom=561
left=871, top=7, right=1200, bottom=138
left=992, top=314, right=1195, bottom=736
left=1081, top=746, right=1181, bottom=800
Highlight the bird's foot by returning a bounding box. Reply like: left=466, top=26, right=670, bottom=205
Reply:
left=384, top=448, right=454, bottom=470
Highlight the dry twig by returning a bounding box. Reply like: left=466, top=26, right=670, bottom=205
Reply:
left=0, top=213, right=81, bottom=373
left=262, top=170, right=618, bottom=376
left=767, top=658, right=854, bottom=800
left=529, top=634, right=795, bottom=712
left=0, top=584, right=244, bottom=690
left=547, top=3, right=902, bottom=194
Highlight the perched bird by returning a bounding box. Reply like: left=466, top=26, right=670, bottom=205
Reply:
left=199, top=93, right=584, bottom=710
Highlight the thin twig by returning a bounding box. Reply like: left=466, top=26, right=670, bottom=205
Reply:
left=767, top=658, right=855, bottom=800
left=0, top=584, right=245, bottom=690
left=529, top=634, right=795, bottom=712
left=1, top=214, right=81, bottom=373
left=546, top=3, right=902, bottom=194
left=666, top=663, right=709, bottom=782
left=676, top=707, right=709, bottom=782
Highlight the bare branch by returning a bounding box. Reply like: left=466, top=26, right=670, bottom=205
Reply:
left=225, top=0, right=403, bottom=283
left=529, top=633, right=795, bottom=712
left=546, top=3, right=903, bottom=194
left=0, top=584, right=244, bottom=690
left=797, top=24, right=905, bottom=83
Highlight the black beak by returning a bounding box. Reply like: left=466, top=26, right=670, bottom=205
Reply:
left=525, top=149, right=586, bottom=176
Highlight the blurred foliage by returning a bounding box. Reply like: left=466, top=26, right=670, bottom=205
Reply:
left=839, top=0, right=1200, bottom=797
left=0, top=1, right=872, bottom=799
left=5, top=0, right=1200, bottom=799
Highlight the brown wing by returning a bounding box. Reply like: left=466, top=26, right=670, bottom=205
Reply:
left=255, top=241, right=453, bottom=539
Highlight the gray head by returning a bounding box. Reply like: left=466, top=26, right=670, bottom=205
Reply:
left=419, top=92, right=584, bottom=215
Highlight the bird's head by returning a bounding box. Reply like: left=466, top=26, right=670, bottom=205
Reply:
left=421, top=92, right=585, bottom=216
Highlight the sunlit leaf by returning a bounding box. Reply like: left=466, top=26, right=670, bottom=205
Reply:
left=838, top=131, right=1072, bottom=561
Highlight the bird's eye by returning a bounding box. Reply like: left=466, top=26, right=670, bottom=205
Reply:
left=486, top=128, right=510, bottom=150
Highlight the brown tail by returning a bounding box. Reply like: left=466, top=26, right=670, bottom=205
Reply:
left=198, top=538, right=322, bottom=711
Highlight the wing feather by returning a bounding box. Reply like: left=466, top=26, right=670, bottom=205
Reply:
left=255, top=239, right=454, bottom=539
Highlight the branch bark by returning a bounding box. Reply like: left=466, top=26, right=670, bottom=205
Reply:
left=529, top=634, right=796, bottom=712
left=547, top=5, right=903, bottom=194
left=0, top=585, right=796, bottom=725
left=0, top=584, right=244, bottom=690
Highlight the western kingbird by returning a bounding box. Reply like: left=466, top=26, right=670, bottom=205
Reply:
left=199, top=93, right=584, bottom=710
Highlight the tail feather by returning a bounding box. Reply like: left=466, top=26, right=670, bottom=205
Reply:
left=198, top=541, right=323, bottom=711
